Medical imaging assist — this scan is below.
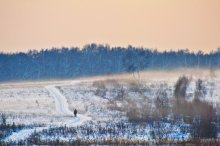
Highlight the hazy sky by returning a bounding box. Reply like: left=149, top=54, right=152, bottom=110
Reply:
left=0, top=0, right=220, bottom=53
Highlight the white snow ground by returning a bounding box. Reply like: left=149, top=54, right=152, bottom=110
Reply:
left=5, top=81, right=91, bottom=142
left=45, top=84, right=91, bottom=126
left=1, top=69, right=220, bottom=142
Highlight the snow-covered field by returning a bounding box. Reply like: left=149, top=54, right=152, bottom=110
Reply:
left=0, top=69, right=220, bottom=143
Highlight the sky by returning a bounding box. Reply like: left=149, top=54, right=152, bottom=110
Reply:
left=0, top=0, right=220, bottom=53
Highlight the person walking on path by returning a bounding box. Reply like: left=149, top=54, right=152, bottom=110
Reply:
left=74, top=109, right=77, bottom=117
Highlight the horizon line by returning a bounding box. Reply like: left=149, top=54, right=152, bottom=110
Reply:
left=1, top=43, right=220, bottom=55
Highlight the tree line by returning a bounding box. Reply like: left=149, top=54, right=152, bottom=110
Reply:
left=0, top=44, right=220, bottom=81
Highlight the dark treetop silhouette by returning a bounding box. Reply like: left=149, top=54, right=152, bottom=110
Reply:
left=0, top=44, right=220, bottom=81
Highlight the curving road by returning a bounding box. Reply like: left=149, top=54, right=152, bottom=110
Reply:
left=46, top=85, right=73, bottom=115
left=46, top=84, right=91, bottom=126
left=5, top=81, right=91, bottom=142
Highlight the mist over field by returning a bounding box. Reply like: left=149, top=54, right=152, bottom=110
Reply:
left=0, top=46, right=220, bottom=145
left=0, top=44, right=220, bottom=82
left=1, top=0, right=220, bottom=144
left=0, top=67, right=220, bottom=145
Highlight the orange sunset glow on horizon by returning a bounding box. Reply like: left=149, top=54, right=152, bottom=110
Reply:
left=0, top=0, right=220, bottom=53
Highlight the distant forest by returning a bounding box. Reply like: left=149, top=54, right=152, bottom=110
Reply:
left=0, top=44, right=220, bottom=81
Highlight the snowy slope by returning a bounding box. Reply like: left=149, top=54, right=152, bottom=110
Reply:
left=2, top=69, right=220, bottom=142
left=5, top=81, right=91, bottom=142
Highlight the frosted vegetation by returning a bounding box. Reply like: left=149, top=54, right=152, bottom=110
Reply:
left=0, top=70, right=220, bottom=145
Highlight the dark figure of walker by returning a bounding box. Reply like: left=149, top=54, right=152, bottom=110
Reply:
left=74, top=109, right=77, bottom=117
